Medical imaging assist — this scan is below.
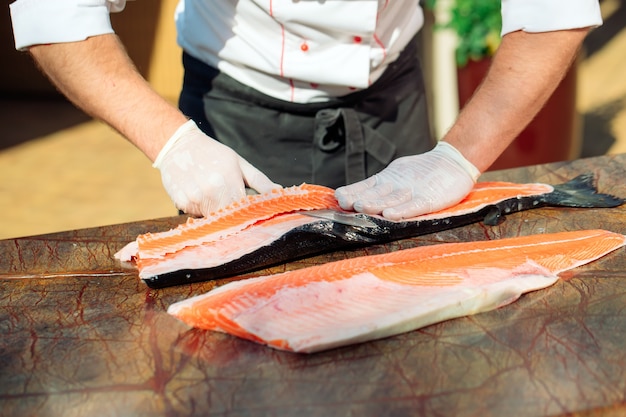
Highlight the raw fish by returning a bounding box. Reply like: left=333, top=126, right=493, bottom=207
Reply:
left=115, top=174, right=623, bottom=288
left=167, top=229, right=626, bottom=353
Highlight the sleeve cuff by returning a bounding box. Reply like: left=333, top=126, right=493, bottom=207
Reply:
left=10, top=0, right=126, bottom=50
left=501, top=0, right=602, bottom=36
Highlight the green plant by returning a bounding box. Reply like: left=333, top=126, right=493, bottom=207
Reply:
left=424, top=0, right=502, bottom=67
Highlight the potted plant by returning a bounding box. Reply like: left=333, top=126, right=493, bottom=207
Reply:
left=424, top=0, right=581, bottom=171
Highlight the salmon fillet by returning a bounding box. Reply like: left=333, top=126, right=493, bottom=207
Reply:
left=116, top=181, right=554, bottom=273
left=167, top=229, right=626, bottom=353
left=415, top=181, right=552, bottom=220
left=133, top=184, right=338, bottom=259
left=135, top=213, right=316, bottom=277
left=115, top=174, right=623, bottom=288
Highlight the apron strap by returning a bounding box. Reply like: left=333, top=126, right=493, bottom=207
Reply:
left=314, top=108, right=396, bottom=185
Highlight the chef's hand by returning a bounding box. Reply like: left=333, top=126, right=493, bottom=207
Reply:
left=335, top=141, right=480, bottom=220
left=153, top=120, right=281, bottom=217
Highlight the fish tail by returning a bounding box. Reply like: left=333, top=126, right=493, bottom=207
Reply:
left=542, top=173, right=624, bottom=208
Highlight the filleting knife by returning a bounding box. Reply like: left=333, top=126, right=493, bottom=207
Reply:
left=302, top=209, right=379, bottom=229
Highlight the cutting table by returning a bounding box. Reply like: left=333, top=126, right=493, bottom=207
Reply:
left=2, top=153, right=626, bottom=416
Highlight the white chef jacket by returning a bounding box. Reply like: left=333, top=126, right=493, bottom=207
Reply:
left=10, top=0, right=602, bottom=103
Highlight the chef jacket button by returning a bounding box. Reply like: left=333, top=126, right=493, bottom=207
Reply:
left=300, top=42, right=309, bottom=52
left=353, top=36, right=362, bottom=43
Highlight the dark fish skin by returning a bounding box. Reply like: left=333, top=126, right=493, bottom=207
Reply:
left=143, top=174, right=624, bottom=288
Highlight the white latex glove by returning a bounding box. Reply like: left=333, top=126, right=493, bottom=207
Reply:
left=335, top=141, right=480, bottom=220
left=153, top=120, right=281, bottom=217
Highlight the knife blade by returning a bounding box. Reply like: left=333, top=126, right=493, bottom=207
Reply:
left=302, top=209, right=379, bottom=229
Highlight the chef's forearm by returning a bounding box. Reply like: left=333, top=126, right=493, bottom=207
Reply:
left=29, top=33, right=188, bottom=162
left=442, top=28, right=590, bottom=172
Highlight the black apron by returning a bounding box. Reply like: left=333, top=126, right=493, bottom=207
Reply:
left=178, top=37, right=434, bottom=189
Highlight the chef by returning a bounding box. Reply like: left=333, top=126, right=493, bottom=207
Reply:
left=10, top=0, right=601, bottom=219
